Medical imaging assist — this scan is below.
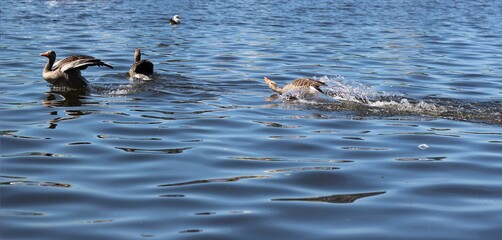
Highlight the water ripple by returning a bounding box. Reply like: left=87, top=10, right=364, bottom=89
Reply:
left=158, top=175, right=270, bottom=187
left=1, top=152, right=70, bottom=158
left=1, top=180, right=71, bottom=188
left=114, top=146, right=192, bottom=154
left=267, top=166, right=340, bottom=173
left=272, top=191, right=386, bottom=204
left=2, top=0, right=501, bottom=239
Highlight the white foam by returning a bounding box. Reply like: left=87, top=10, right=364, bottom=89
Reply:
left=369, top=98, right=447, bottom=115
left=274, top=75, right=450, bottom=116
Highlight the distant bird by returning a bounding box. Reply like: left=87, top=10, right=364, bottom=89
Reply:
left=129, top=48, right=154, bottom=80
left=264, top=77, right=327, bottom=95
left=169, top=15, right=181, bottom=25
left=40, top=50, right=113, bottom=89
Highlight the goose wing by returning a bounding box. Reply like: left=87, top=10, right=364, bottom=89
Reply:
left=291, top=78, right=326, bottom=93
left=54, top=55, right=113, bottom=72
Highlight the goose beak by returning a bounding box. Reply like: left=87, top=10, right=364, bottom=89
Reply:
left=40, top=52, right=48, bottom=57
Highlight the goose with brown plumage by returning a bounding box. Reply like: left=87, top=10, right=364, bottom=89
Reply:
left=129, top=48, right=154, bottom=80
left=264, top=77, right=327, bottom=95
left=264, top=76, right=370, bottom=103
left=40, top=50, right=113, bottom=89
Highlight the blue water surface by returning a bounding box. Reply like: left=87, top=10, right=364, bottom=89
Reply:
left=1, top=0, right=501, bottom=239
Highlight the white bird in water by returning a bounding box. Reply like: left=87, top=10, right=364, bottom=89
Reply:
left=169, top=15, right=181, bottom=25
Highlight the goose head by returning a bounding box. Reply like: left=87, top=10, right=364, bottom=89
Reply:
left=40, top=50, right=56, bottom=60
left=134, top=48, right=142, bottom=62
left=170, top=15, right=181, bottom=24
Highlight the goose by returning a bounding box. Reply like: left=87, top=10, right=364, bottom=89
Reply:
left=40, top=50, right=113, bottom=89
left=264, top=77, right=371, bottom=103
left=129, top=48, right=154, bottom=80
left=169, top=15, right=181, bottom=25
left=264, top=77, right=327, bottom=95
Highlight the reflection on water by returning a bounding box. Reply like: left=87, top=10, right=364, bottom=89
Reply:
left=43, top=92, right=84, bottom=107
left=2, top=130, right=50, bottom=140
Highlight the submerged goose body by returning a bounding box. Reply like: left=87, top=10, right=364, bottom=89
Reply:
left=40, top=50, right=113, bottom=89
left=264, top=77, right=326, bottom=95
left=129, top=48, right=154, bottom=80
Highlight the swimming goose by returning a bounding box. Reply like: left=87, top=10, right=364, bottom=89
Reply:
left=169, top=15, right=181, bottom=25
left=40, top=50, right=113, bottom=89
left=264, top=77, right=327, bottom=95
left=129, top=48, right=154, bottom=80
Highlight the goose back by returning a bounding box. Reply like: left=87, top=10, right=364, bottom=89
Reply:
left=284, top=78, right=326, bottom=93
left=130, top=48, right=154, bottom=77
left=131, top=60, right=154, bottom=75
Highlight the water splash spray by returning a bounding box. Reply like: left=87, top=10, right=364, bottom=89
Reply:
left=273, top=76, right=501, bottom=124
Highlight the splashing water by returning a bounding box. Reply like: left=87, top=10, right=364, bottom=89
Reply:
left=273, top=76, right=501, bottom=124
left=317, top=75, right=375, bottom=104
left=369, top=98, right=447, bottom=116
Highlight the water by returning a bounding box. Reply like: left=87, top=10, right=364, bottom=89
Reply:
left=1, top=0, right=501, bottom=239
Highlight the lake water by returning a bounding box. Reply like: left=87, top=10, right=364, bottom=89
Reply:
left=1, top=0, right=501, bottom=239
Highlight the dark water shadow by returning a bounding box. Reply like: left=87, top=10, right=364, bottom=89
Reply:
left=1, top=180, right=71, bottom=188
left=272, top=191, right=386, bottom=204
left=114, top=146, right=192, bottom=154
left=267, top=166, right=340, bottom=173
left=362, top=97, right=500, bottom=125
left=158, top=175, right=270, bottom=187
left=0, top=211, right=45, bottom=217
left=395, top=156, right=447, bottom=161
